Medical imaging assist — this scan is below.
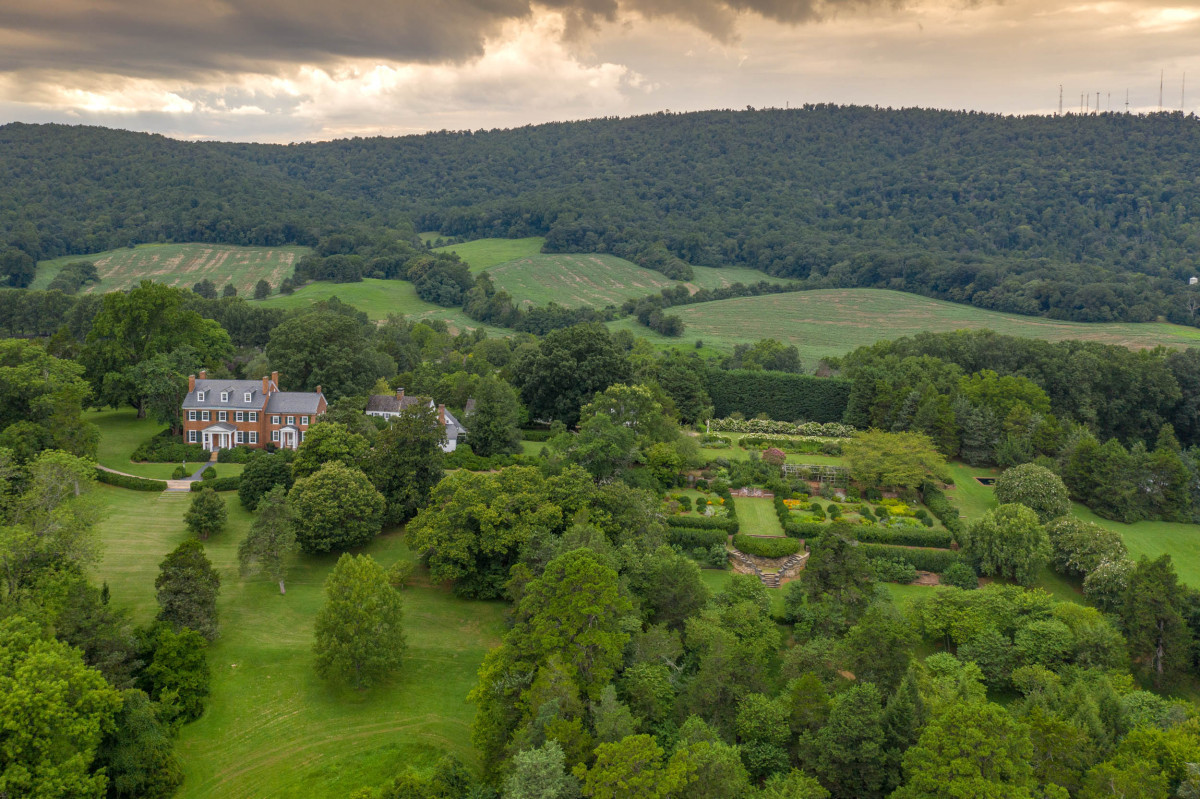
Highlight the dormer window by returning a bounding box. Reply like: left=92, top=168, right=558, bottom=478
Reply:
left=244, top=392, right=252, bottom=403
left=220, top=392, right=229, bottom=403
left=196, top=391, right=205, bottom=402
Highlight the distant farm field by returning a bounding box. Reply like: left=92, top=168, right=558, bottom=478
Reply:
left=257, top=278, right=509, bottom=336
left=611, top=288, right=1200, bottom=362
left=433, top=237, right=546, bottom=271
left=33, top=243, right=310, bottom=296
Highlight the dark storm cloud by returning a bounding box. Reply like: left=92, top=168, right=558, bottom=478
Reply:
left=0, top=0, right=904, bottom=77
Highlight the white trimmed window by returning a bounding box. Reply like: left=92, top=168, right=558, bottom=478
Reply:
left=271, top=430, right=280, bottom=442
left=236, top=431, right=245, bottom=444
left=196, top=391, right=205, bottom=402
left=236, top=411, right=244, bottom=422
left=249, top=412, right=258, bottom=422
left=188, top=410, right=196, bottom=421
left=201, top=411, right=210, bottom=422
left=188, top=430, right=197, bottom=443
left=286, top=415, right=295, bottom=426
left=244, top=392, right=252, bottom=403
left=301, top=416, right=309, bottom=425
left=249, top=432, right=258, bottom=444
left=272, top=415, right=280, bottom=425
left=220, top=392, right=228, bottom=402
left=218, top=411, right=227, bottom=422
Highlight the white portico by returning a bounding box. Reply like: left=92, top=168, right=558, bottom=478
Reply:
left=201, top=422, right=238, bottom=452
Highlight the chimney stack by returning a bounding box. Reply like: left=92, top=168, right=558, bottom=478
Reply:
left=438, top=404, right=446, bottom=427
left=395, top=388, right=405, bottom=403
left=188, top=375, right=196, bottom=392
left=315, top=386, right=321, bottom=395
left=199, top=370, right=207, bottom=380
left=270, top=371, right=279, bottom=390
left=262, top=376, right=269, bottom=395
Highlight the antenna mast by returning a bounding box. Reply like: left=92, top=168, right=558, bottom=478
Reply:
left=1126, top=89, right=1130, bottom=112
left=1058, top=85, right=1063, bottom=116
left=1160, top=70, right=1164, bottom=110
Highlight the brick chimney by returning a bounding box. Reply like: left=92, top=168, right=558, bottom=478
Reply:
left=315, top=386, right=321, bottom=395
left=437, top=404, right=446, bottom=427
left=199, top=369, right=207, bottom=379
left=262, top=376, right=269, bottom=395
left=188, top=374, right=196, bottom=392
left=271, top=371, right=279, bottom=390
left=395, top=388, right=405, bottom=403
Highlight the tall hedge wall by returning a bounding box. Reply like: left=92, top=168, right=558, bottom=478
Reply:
left=705, top=369, right=851, bottom=422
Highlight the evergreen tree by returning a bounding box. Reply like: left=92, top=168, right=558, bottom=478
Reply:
left=814, top=683, right=888, bottom=799
left=467, top=374, right=523, bottom=457
left=1120, top=555, right=1192, bottom=685
left=254, top=279, right=271, bottom=299
left=367, top=402, right=445, bottom=526
left=313, top=553, right=406, bottom=689
left=154, top=539, right=220, bottom=640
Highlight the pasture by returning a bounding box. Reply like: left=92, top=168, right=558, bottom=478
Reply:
left=610, top=288, right=1200, bottom=361
left=93, top=485, right=505, bottom=798
left=33, top=244, right=309, bottom=296
left=433, top=237, right=546, bottom=271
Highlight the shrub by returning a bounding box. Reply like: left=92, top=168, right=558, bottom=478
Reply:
left=920, top=480, right=965, bottom=540
left=1045, top=517, right=1127, bottom=578
left=519, top=429, right=554, bottom=442
left=238, top=454, right=294, bottom=511
left=190, top=476, right=240, bottom=492
left=131, top=432, right=208, bottom=463
left=201, top=466, right=216, bottom=481
left=666, top=515, right=737, bottom=533
left=993, top=462, right=1071, bottom=523
left=870, top=557, right=918, bottom=584
left=855, top=543, right=962, bottom=573
left=95, top=468, right=167, bottom=491
left=172, top=465, right=188, bottom=479
left=732, top=534, right=801, bottom=558
left=706, top=417, right=856, bottom=437
left=700, top=434, right=733, bottom=449
left=941, top=561, right=979, bottom=589
left=678, top=496, right=693, bottom=512
left=667, top=527, right=728, bottom=550
left=216, top=446, right=257, bottom=464
left=854, top=526, right=954, bottom=549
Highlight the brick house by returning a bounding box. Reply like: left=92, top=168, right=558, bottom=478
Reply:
left=182, top=370, right=326, bottom=451
left=365, top=389, right=468, bottom=453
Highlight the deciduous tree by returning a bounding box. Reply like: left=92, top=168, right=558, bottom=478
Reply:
left=313, top=553, right=405, bottom=689
left=155, top=539, right=220, bottom=640
left=993, top=463, right=1070, bottom=523
left=184, top=487, right=227, bottom=540
left=366, top=402, right=444, bottom=526
left=964, top=504, right=1050, bottom=586
left=237, top=486, right=297, bottom=594
left=289, top=461, right=384, bottom=554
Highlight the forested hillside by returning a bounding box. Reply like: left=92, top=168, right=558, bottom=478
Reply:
left=4, top=107, right=1200, bottom=323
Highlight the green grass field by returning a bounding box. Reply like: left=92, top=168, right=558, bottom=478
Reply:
left=733, top=497, right=785, bottom=537
left=88, top=408, right=242, bottom=480
left=33, top=244, right=310, bottom=296
left=93, top=486, right=505, bottom=798
left=433, top=237, right=547, bottom=271
left=1070, top=504, right=1200, bottom=588
left=257, top=279, right=508, bottom=335
left=611, top=288, right=1200, bottom=360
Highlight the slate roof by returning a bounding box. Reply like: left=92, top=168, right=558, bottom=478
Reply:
left=202, top=422, right=238, bottom=433
left=265, top=392, right=323, bottom=414
left=183, top=379, right=271, bottom=409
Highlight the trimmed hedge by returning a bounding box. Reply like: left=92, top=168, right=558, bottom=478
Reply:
left=667, top=527, right=729, bottom=549
left=217, top=446, right=258, bottom=464
left=519, top=429, right=554, bottom=442
left=704, top=371, right=851, bottom=423
left=869, top=557, right=919, bottom=584
left=666, top=515, right=738, bottom=533
left=191, top=476, right=240, bottom=492
left=708, top=418, right=855, bottom=437
left=131, top=432, right=208, bottom=463
left=732, top=534, right=801, bottom=558
left=921, top=481, right=965, bottom=540
left=855, top=525, right=955, bottom=549
left=856, top=543, right=962, bottom=573
left=95, top=468, right=167, bottom=492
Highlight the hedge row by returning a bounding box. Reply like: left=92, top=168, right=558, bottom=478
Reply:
left=444, top=449, right=541, bottom=471
left=704, top=370, right=851, bottom=423
left=95, top=468, right=167, bottom=492
left=666, top=515, right=738, bottom=533
left=191, top=476, right=241, bottom=492
left=920, top=481, right=965, bottom=540
left=869, top=557, right=919, bottom=584
left=855, top=543, right=962, bottom=573
left=732, top=534, right=802, bottom=558
left=519, top=429, right=554, bottom=442
left=854, top=525, right=955, bottom=549
left=708, top=418, right=856, bottom=437
left=131, top=434, right=208, bottom=463
left=667, top=527, right=729, bottom=550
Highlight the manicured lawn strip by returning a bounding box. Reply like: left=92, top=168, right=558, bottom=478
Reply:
left=92, top=485, right=506, bottom=797
left=34, top=243, right=310, bottom=296
left=518, top=440, right=547, bottom=457
left=88, top=408, right=243, bottom=480
left=884, top=583, right=933, bottom=608
left=1071, top=503, right=1200, bottom=588
left=733, top=497, right=785, bottom=537
left=943, top=462, right=998, bottom=523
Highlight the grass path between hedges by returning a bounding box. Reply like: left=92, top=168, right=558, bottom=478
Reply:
left=92, top=485, right=505, bottom=797
left=733, top=497, right=785, bottom=537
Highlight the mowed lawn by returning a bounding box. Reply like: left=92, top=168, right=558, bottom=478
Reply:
left=88, top=408, right=243, bottom=480
left=733, top=497, right=785, bottom=537
left=433, top=237, right=547, bottom=271
left=93, top=486, right=506, bottom=798
left=33, top=243, right=310, bottom=296
left=256, top=278, right=508, bottom=335
left=485, top=254, right=680, bottom=308
left=612, top=288, right=1200, bottom=360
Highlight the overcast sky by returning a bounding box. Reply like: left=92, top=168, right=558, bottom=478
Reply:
left=1, top=0, right=1198, bottom=142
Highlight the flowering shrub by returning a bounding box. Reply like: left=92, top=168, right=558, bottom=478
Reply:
left=708, top=418, right=856, bottom=438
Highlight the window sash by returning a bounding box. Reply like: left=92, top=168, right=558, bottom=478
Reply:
left=218, top=411, right=227, bottom=422
left=201, top=411, right=210, bottom=422
left=236, top=412, right=244, bottom=422
left=272, top=415, right=280, bottom=425
left=287, top=416, right=295, bottom=425
left=249, top=432, right=258, bottom=444
left=188, top=431, right=197, bottom=443
left=244, top=393, right=252, bottom=403
left=188, top=410, right=196, bottom=421
left=271, top=430, right=279, bottom=442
